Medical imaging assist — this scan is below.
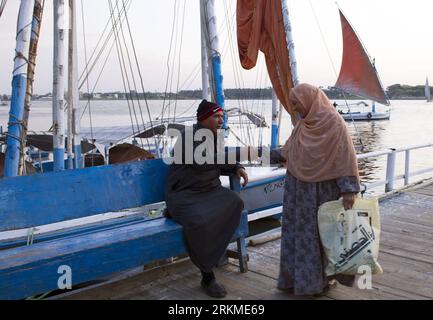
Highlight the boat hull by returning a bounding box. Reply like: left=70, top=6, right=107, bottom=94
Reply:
left=222, top=167, right=286, bottom=214
left=341, top=111, right=390, bottom=121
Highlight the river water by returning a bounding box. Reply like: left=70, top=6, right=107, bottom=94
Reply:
left=1, top=99, right=432, bottom=194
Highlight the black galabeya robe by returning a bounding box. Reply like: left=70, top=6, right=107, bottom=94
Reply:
left=165, top=124, right=244, bottom=272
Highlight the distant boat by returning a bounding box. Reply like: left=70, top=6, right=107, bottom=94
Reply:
left=334, top=9, right=391, bottom=121
left=425, top=77, right=432, bottom=102
left=338, top=105, right=390, bottom=121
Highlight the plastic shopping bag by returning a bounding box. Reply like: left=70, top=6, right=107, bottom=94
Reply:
left=318, top=197, right=383, bottom=277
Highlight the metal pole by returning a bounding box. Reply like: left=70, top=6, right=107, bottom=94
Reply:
left=53, top=0, right=66, bottom=172
left=271, top=90, right=280, bottom=149
left=66, top=0, right=74, bottom=169
left=105, top=146, right=109, bottom=165
left=68, top=0, right=81, bottom=169
left=200, top=0, right=210, bottom=101
left=281, top=0, right=299, bottom=87
left=4, top=0, right=35, bottom=178
left=404, top=150, right=411, bottom=186
left=281, top=0, right=300, bottom=126
left=203, top=0, right=226, bottom=129
left=38, top=150, right=43, bottom=173
left=385, top=149, right=397, bottom=192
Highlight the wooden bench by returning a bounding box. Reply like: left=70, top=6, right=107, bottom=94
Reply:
left=0, top=159, right=249, bottom=300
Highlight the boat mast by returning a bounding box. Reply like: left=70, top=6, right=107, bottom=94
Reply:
left=281, top=0, right=300, bottom=87
left=426, top=77, right=431, bottom=102
left=3, top=0, right=35, bottom=178
left=371, top=58, right=377, bottom=113
left=202, top=0, right=226, bottom=129
left=271, top=90, right=280, bottom=149
left=53, top=0, right=66, bottom=172
left=68, top=0, right=81, bottom=169
left=200, top=0, right=210, bottom=101
left=18, top=0, right=44, bottom=176
left=274, top=0, right=300, bottom=145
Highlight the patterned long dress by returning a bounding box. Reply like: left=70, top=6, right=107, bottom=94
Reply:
left=278, top=172, right=360, bottom=296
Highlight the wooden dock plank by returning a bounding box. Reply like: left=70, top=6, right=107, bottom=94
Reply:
left=59, top=182, right=433, bottom=300
left=408, top=189, right=433, bottom=197
left=241, top=246, right=422, bottom=300
left=384, top=193, right=433, bottom=210
left=380, top=216, right=433, bottom=236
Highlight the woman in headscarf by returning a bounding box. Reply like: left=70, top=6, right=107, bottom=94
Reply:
left=274, top=83, right=360, bottom=297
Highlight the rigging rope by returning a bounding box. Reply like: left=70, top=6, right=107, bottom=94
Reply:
left=160, top=0, right=179, bottom=126
left=222, top=0, right=257, bottom=148
left=78, top=0, right=131, bottom=90
left=79, top=0, right=132, bottom=119
left=173, top=0, right=187, bottom=123
left=120, top=0, right=158, bottom=149
left=308, top=0, right=365, bottom=151
left=108, top=0, right=141, bottom=141
left=79, top=37, right=117, bottom=119
left=175, top=3, right=236, bottom=101
left=162, top=0, right=187, bottom=152
left=167, top=2, right=238, bottom=122
left=81, top=0, right=96, bottom=166
left=113, top=0, right=148, bottom=138
left=0, top=0, right=7, bottom=18
left=164, top=0, right=181, bottom=126
left=161, top=0, right=237, bottom=121
left=108, top=0, right=157, bottom=150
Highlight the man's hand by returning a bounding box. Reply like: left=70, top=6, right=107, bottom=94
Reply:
left=342, top=193, right=356, bottom=210
left=237, top=168, right=249, bottom=187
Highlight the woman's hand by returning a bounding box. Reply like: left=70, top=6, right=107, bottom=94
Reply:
left=342, top=193, right=356, bottom=210
left=237, top=168, right=249, bottom=187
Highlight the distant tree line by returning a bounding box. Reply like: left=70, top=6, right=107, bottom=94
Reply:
left=386, top=84, right=427, bottom=99
left=159, top=85, right=433, bottom=100
left=178, top=85, right=431, bottom=100
left=176, top=87, right=359, bottom=100
left=2, top=84, right=429, bottom=101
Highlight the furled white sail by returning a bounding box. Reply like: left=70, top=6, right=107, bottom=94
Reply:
left=425, top=77, right=432, bottom=102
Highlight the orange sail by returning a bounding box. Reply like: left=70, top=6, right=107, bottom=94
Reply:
left=237, top=0, right=296, bottom=121
left=335, top=9, right=390, bottom=106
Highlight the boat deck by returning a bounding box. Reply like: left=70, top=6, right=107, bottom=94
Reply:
left=59, top=180, right=433, bottom=300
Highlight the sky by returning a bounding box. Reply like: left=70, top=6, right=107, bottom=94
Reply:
left=0, top=0, right=432, bottom=95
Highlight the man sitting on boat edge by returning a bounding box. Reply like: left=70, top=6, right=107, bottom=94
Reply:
left=165, top=100, right=249, bottom=299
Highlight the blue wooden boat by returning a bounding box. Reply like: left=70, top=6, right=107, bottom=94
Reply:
left=0, top=158, right=250, bottom=300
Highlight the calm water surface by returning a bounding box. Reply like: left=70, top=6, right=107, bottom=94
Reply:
left=1, top=99, right=432, bottom=193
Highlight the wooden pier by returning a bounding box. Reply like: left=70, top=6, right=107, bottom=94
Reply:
left=58, top=180, right=433, bottom=300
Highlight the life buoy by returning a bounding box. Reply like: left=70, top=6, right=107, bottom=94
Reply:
left=367, top=112, right=373, bottom=120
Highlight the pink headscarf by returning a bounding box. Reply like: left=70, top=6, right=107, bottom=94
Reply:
left=283, top=83, right=359, bottom=183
